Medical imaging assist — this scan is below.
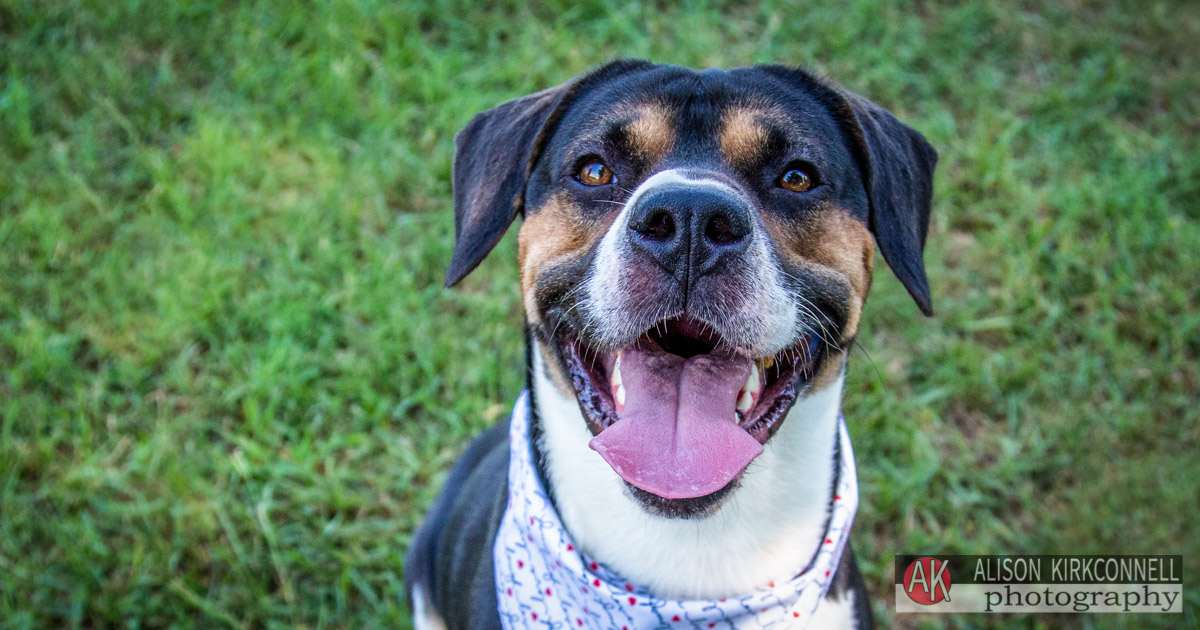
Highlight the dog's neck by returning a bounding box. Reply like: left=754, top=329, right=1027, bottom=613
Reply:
left=529, top=339, right=844, bottom=600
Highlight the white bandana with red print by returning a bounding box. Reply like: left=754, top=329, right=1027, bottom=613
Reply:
left=494, top=391, right=859, bottom=629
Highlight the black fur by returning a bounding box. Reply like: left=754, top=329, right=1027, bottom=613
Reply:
left=446, top=61, right=937, bottom=315
left=761, top=66, right=939, bottom=316
left=838, top=90, right=939, bottom=316
left=829, top=544, right=876, bottom=629
left=411, top=60, right=938, bottom=628
left=405, top=419, right=509, bottom=629
left=443, top=60, right=654, bottom=287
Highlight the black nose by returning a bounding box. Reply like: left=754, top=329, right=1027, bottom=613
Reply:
left=627, top=186, right=752, bottom=282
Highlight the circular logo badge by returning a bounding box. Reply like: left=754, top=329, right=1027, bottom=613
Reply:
left=903, top=557, right=953, bottom=605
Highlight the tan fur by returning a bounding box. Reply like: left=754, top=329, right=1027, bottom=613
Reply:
left=518, top=193, right=612, bottom=394
left=518, top=194, right=591, bottom=322
left=623, top=104, right=675, bottom=164
left=719, top=106, right=785, bottom=168
left=762, top=209, right=876, bottom=341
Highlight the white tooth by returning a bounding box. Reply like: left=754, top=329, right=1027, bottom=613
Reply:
left=737, top=388, right=754, bottom=412
left=744, top=362, right=761, bottom=396
left=611, top=353, right=622, bottom=387
left=615, top=383, right=626, bottom=407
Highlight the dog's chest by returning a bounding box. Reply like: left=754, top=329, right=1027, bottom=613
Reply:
left=497, top=384, right=860, bottom=628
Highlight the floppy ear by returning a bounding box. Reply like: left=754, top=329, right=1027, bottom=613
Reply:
left=444, top=86, right=569, bottom=287
left=444, top=60, right=655, bottom=287
left=833, top=88, right=939, bottom=316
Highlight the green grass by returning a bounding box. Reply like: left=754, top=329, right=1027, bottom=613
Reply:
left=1, top=1, right=1197, bottom=628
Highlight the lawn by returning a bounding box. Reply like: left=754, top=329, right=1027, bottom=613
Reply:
left=1, top=1, right=1197, bottom=628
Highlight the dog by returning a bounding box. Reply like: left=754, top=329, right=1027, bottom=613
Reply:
left=405, top=60, right=937, bottom=629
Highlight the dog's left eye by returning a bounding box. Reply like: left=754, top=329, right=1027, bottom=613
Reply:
left=577, top=161, right=614, bottom=186
left=778, top=166, right=816, bottom=192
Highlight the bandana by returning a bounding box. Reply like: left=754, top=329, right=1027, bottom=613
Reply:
left=494, top=391, right=859, bottom=629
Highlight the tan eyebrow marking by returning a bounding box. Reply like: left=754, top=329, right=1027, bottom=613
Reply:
left=621, top=104, right=675, bottom=163
left=719, top=105, right=787, bottom=168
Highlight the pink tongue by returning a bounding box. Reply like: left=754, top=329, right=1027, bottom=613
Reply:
left=588, top=347, right=763, bottom=499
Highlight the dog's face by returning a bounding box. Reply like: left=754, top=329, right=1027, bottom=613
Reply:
left=446, top=61, right=936, bottom=514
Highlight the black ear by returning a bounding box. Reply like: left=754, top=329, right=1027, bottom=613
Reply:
left=763, top=66, right=940, bottom=315
left=445, top=86, right=566, bottom=287
left=835, top=88, right=936, bottom=314
left=444, top=60, right=654, bottom=287
left=834, top=88, right=938, bottom=316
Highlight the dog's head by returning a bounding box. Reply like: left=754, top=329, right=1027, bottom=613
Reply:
left=446, top=61, right=936, bottom=513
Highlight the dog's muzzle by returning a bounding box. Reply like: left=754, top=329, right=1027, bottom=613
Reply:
left=551, top=171, right=829, bottom=503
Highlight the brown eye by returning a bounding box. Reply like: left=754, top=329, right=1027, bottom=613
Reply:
left=577, top=161, right=613, bottom=186
left=779, top=167, right=815, bottom=192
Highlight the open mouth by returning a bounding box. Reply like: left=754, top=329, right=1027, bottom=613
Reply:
left=560, top=316, right=823, bottom=500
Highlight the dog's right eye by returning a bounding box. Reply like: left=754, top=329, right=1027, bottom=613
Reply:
left=577, top=161, right=614, bottom=186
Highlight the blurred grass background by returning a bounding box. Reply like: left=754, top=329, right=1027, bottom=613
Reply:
left=1, top=1, right=1198, bottom=628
